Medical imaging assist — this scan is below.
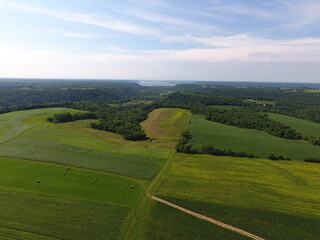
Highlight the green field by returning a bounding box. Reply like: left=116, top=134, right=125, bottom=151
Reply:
left=0, top=109, right=168, bottom=179
left=155, top=153, right=320, bottom=240
left=0, top=188, right=129, bottom=240
left=139, top=200, right=250, bottom=240
left=0, top=157, right=144, bottom=240
left=267, top=112, right=320, bottom=139
left=189, top=114, right=320, bottom=159
left=1, top=107, right=319, bottom=239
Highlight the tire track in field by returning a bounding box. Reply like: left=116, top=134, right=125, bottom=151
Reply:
left=151, top=196, right=266, bottom=240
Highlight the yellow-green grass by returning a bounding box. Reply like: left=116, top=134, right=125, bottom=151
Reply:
left=0, top=187, right=128, bottom=240
left=304, top=89, right=320, bottom=93
left=267, top=112, right=320, bottom=139
left=0, top=109, right=169, bottom=179
left=189, top=114, right=320, bottom=159
left=141, top=108, right=192, bottom=143
left=155, top=153, right=320, bottom=240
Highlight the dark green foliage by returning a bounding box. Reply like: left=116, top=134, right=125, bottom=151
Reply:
left=157, top=92, right=244, bottom=111
left=81, top=103, right=156, bottom=140
left=181, top=130, right=192, bottom=139
left=266, top=153, right=289, bottom=161
left=304, top=158, right=320, bottom=163
left=176, top=137, right=256, bottom=158
left=206, top=108, right=302, bottom=140
left=47, top=111, right=97, bottom=123
left=0, top=80, right=145, bottom=107
left=310, top=138, right=320, bottom=146
left=266, top=153, right=278, bottom=160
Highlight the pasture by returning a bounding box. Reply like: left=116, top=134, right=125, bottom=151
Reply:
left=267, top=112, right=320, bottom=139
left=189, top=114, right=320, bottom=159
left=0, top=108, right=168, bottom=179
left=155, top=153, right=320, bottom=240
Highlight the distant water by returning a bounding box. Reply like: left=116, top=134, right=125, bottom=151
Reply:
left=138, top=80, right=176, bottom=86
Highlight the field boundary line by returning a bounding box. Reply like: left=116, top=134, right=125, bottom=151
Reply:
left=151, top=196, right=266, bottom=240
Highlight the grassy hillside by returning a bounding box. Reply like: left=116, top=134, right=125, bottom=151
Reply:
left=189, top=114, right=320, bottom=159
left=141, top=108, right=191, bottom=143
left=155, top=153, right=320, bottom=240
left=0, top=108, right=70, bottom=144
left=267, top=112, right=320, bottom=139
left=0, top=109, right=169, bottom=179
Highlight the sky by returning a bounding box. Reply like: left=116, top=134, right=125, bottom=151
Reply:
left=0, top=0, right=320, bottom=82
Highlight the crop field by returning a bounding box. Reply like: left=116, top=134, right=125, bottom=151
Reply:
left=0, top=188, right=129, bottom=240
left=189, top=114, right=320, bottom=159
left=141, top=108, right=191, bottom=143
left=0, top=157, right=143, bottom=205
left=155, top=153, right=320, bottom=240
left=139, top=200, right=250, bottom=240
left=267, top=112, right=320, bottom=139
left=0, top=157, right=144, bottom=240
left=0, top=108, right=168, bottom=179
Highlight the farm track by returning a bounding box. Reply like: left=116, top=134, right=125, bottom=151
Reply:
left=151, top=196, right=266, bottom=240
left=122, top=149, right=176, bottom=240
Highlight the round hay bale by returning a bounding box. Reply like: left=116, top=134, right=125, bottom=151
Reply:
left=36, top=180, right=40, bottom=183
left=63, top=172, right=66, bottom=175
left=115, top=182, right=119, bottom=185
left=77, top=173, right=81, bottom=177
left=130, top=185, right=134, bottom=189
left=67, top=167, right=70, bottom=170
left=93, top=178, right=97, bottom=182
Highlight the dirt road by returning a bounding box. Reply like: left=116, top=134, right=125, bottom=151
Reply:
left=151, top=196, right=266, bottom=240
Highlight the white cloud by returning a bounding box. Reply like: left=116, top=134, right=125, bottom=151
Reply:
left=8, top=2, right=157, bottom=36
left=1, top=35, right=320, bottom=67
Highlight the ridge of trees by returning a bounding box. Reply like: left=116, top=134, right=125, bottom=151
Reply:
left=47, top=112, right=97, bottom=123
left=176, top=131, right=256, bottom=158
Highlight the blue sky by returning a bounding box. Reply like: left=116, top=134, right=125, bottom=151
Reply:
left=0, top=0, right=319, bottom=82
